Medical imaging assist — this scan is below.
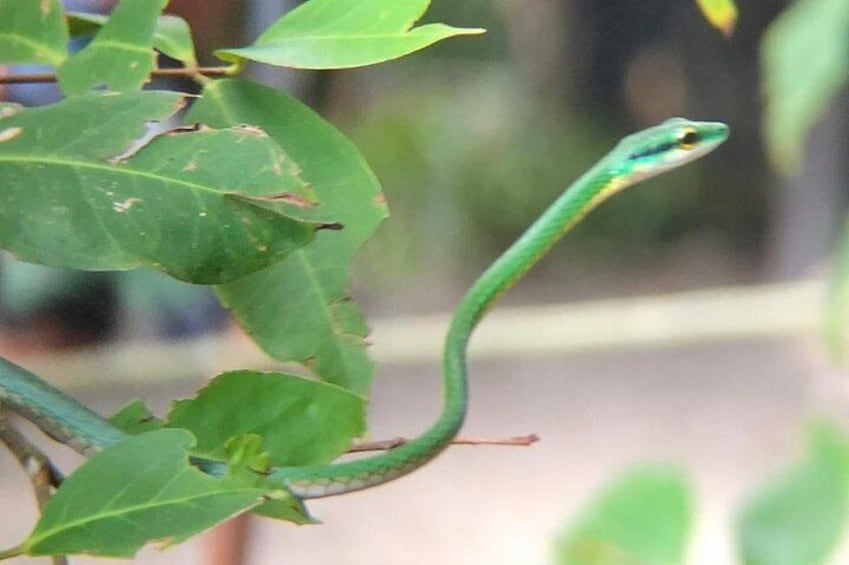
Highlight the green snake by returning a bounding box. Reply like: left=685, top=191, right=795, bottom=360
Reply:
left=0, top=117, right=728, bottom=499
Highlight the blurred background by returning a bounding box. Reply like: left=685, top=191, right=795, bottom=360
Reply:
left=2, top=0, right=849, bottom=564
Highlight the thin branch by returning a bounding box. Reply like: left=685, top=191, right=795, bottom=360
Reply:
left=0, top=412, right=64, bottom=506
left=0, top=545, right=24, bottom=561
left=0, top=66, right=234, bottom=85
left=347, top=433, right=540, bottom=453
left=0, top=414, right=67, bottom=565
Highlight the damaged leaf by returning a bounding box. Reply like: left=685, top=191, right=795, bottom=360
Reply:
left=57, top=0, right=167, bottom=95
left=188, top=79, right=387, bottom=394
left=166, top=370, right=365, bottom=466
left=0, top=90, right=326, bottom=284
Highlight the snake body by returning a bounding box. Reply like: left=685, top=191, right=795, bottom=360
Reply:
left=0, top=118, right=728, bottom=499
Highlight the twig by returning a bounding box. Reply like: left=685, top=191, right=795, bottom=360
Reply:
left=347, top=433, right=539, bottom=453
left=0, top=413, right=67, bottom=565
left=0, top=545, right=24, bottom=561
left=0, top=412, right=64, bottom=506
left=0, top=66, right=233, bottom=85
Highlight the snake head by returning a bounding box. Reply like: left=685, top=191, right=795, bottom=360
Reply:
left=611, top=117, right=729, bottom=185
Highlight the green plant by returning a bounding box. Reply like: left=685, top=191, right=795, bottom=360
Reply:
left=0, top=0, right=481, bottom=559
left=0, top=0, right=752, bottom=561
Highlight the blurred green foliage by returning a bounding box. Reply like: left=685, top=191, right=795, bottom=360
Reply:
left=350, top=66, right=717, bottom=287
left=553, top=466, right=692, bottom=565
left=550, top=424, right=849, bottom=565
left=736, top=423, right=849, bottom=565
left=346, top=2, right=741, bottom=291
left=761, top=0, right=849, bottom=175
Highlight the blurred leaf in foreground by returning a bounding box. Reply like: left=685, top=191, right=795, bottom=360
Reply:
left=554, top=465, right=692, bottom=565
left=761, top=0, right=849, bottom=175
left=736, top=422, right=849, bottom=565
left=694, top=0, right=738, bottom=37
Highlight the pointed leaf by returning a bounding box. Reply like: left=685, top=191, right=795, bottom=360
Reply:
left=188, top=79, right=387, bottom=393
left=694, top=0, right=738, bottom=37
left=762, top=0, right=849, bottom=175
left=0, top=91, right=325, bottom=283
left=57, top=0, right=167, bottom=95
left=67, top=12, right=198, bottom=67
left=216, top=0, right=484, bottom=70
left=23, top=429, right=268, bottom=557
left=220, top=433, right=316, bottom=524
left=167, top=370, right=365, bottom=466
left=109, top=399, right=164, bottom=435
left=252, top=497, right=316, bottom=524
left=736, top=422, right=849, bottom=565
left=152, top=14, right=198, bottom=67
left=0, top=0, right=68, bottom=65
left=554, top=465, right=692, bottom=565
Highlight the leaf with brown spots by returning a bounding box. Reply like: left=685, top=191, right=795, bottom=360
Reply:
left=189, top=79, right=387, bottom=394
left=0, top=91, right=328, bottom=283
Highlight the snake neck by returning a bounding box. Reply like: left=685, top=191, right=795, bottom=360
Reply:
left=278, top=160, right=621, bottom=499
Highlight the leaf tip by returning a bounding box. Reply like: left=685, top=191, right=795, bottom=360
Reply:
left=696, top=0, right=738, bottom=38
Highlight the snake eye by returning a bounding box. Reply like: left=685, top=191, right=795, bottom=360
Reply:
left=678, top=128, right=700, bottom=150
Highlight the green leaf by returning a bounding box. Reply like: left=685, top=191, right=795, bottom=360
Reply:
left=218, top=433, right=316, bottom=524
left=224, top=434, right=271, bottom=476
left=736, top=422, right=849, bottom=565
left=251, top=496, right=316, bottom=524
left=166, top=370, right=365, bottom=466
left=23, top=429, right=267, bottom=557
left=0, top=90, right=325, bottom=284
left=216, top=0, right=484, bottom=70
left=0, top=0, right=68, bottom=65
left=554, top=465, right=692, bottom=565
left=109, top=399, right=164, bottom=435
left=761, top=0, right=849, bottom=175
left=188, top=79, right=387, bottom=394
left=57, top=0, right=167, bottom=95
left=694, top=0, right=738, bottom=37
left=153, top=15, right=198, bottom=67
left=67, top=12, right=198, bottom=67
